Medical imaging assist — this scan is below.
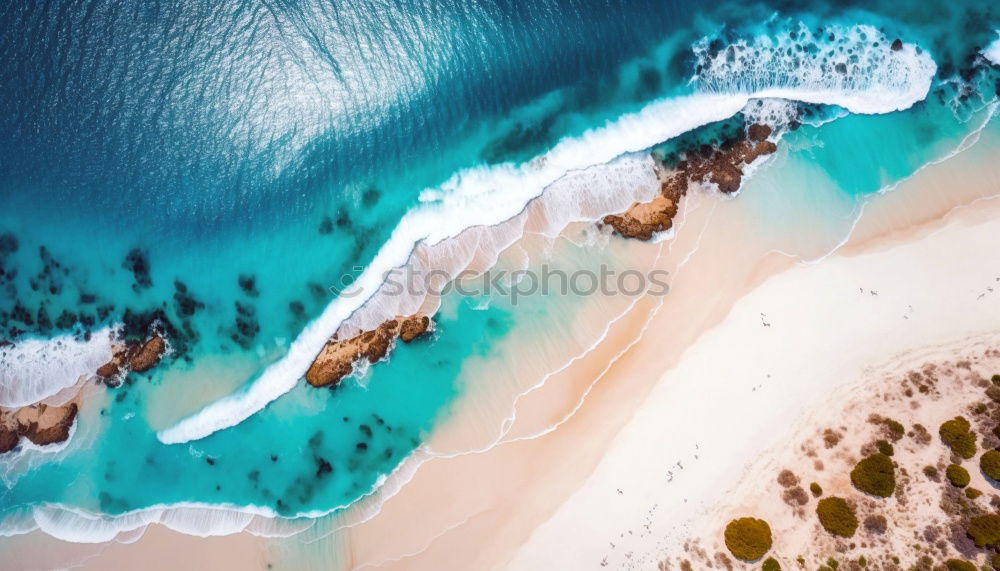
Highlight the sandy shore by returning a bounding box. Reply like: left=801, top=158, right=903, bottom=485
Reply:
left=2, top=117, right=999, bottom=569
left=327, top=122, right=1000, bottom=570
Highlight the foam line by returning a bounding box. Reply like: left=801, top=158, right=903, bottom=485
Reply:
left=158, top=28, right=936, bottom=446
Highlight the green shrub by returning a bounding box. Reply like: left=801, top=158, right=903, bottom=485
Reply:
left=850, top=453, right=896, bottom=497
left=968, top=514, right=1000, bottom=548
left=986, top=386, right=1000, bottom=403
left=945, top=559, right=977, bottom=571
left=993, top=425, right=1000, bottom=440
left=810, top=482, right=823, bottom=497
left=762, top=557, right=781, bottom=571
left=947, top=464, right=971, bottom=487
left=885, top=418, right=905, bottom=441
left=940, top=416, right=977, bottom=459
left=875, top=439, right=894, bottom=456
left=992, top=374, right=1000, bottom=386
left=991, top=553, right=1000, bottom=570
left=966, top=487, right=983, bottom=499
left=982, top=450, right=1000, bottom=481
left=724, top=517, right=772, bottom=561
left=816, top=497, right=858, bottom=538
left=858, top=556, right=867, bottom=568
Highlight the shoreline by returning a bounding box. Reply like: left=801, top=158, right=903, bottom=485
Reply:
left=1, top=108, right=997, bottom=567
left=330, top=114, right=1000, bottom=569
left=158, top=39, right=938, bottom=445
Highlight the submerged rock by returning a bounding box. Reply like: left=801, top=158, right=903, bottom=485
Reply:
left=238, top=274, right=259, bottom=297
left=122, top=248, right=152, bottom=290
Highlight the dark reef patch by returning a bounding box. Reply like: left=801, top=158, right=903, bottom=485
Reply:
left=318, top=216, right=334, bottom=235
left=636, top=65, right=662, bottom=99
left=36, top=305, right=52, bottom=334
left=307, top=282, right=327, bottom=302
left=315, top=457, right=333, bottom=478
left=361, top=187, right=380, bottom=208
left=231, top=301, right=260, bottom=349
left=0, top=233, right=18, bottom=258
left=173, top=280, right=204, bottom=318
left=238, top=274, right=259, bottom=297
left=55, top=310, right=77, bottom=330
left=480, top=114, right=558, bottom=165
left=122, top=248, right=152, bottom=291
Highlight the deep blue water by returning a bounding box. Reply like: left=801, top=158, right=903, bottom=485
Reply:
left=0, top=0, right=998, bottom=539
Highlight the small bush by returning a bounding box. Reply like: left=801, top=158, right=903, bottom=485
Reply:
left=938, top=416, right=976, bottom=459
left=946, top=464, right=971, bottom=487
left=945, top=559, right=977, bottom=571
left=875, top=439, right=894, bottom=456
left=993, top=425, right=1000, bottom=440
left=991, top=553, right=1000, bottom=570
left=863, top=514, right=887, bottom=535
left=884, top=418, right=905, bottom=441
left=992, top=374, right=1000, bottom=386
left=810, top=482, right=823, bottom=497
left=762, top=557, right=781, bottom=571
left=966, top=487, right=983, bottom=499
left=777, top=469, right=799, bottom=488
left=858, top=555, right=867, bottom=568
left=968, top=514, right=1000, bottom=548
left=816, top=497, right=858, bottom=538
left=923, top=465, right=940, bottom=481
left=940, top=416, right=977, bottom=459
left=981, top=450, right=1000, bottom=481
left=850, top=453, right=896, bottom=497
left=723, top=517, right=772, bottom=561
left=986, top=386, right=1000, bottom=403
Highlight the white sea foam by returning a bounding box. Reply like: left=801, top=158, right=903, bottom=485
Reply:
left=158, top=27, right=937, bottom=446
left=984, top=31, right=1000, bottom=66
left=693, top=23, right=937, bottom=114
left=0, top=326, right=117, bottom=408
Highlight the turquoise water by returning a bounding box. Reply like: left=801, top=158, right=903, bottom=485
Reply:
left=0, top=0, right=999, bottom=542
left=5, top=292, right=512, bottom=518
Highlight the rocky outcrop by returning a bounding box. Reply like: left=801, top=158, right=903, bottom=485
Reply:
left=0, top=400, right=79, bottom=453
left=95, top=334, right=167, bottom=383
left=602, top=194, right=679, bottom=242
left=603, top=123, right=778, bottom=240
left=306, top=314, right=433, bottom=388
left=399, top=315, right=431, bottom=342
left=129, top=335, right=166, bottom=372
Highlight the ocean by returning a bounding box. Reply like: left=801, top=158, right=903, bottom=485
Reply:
left=1, top=0, right=998, bottom=546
